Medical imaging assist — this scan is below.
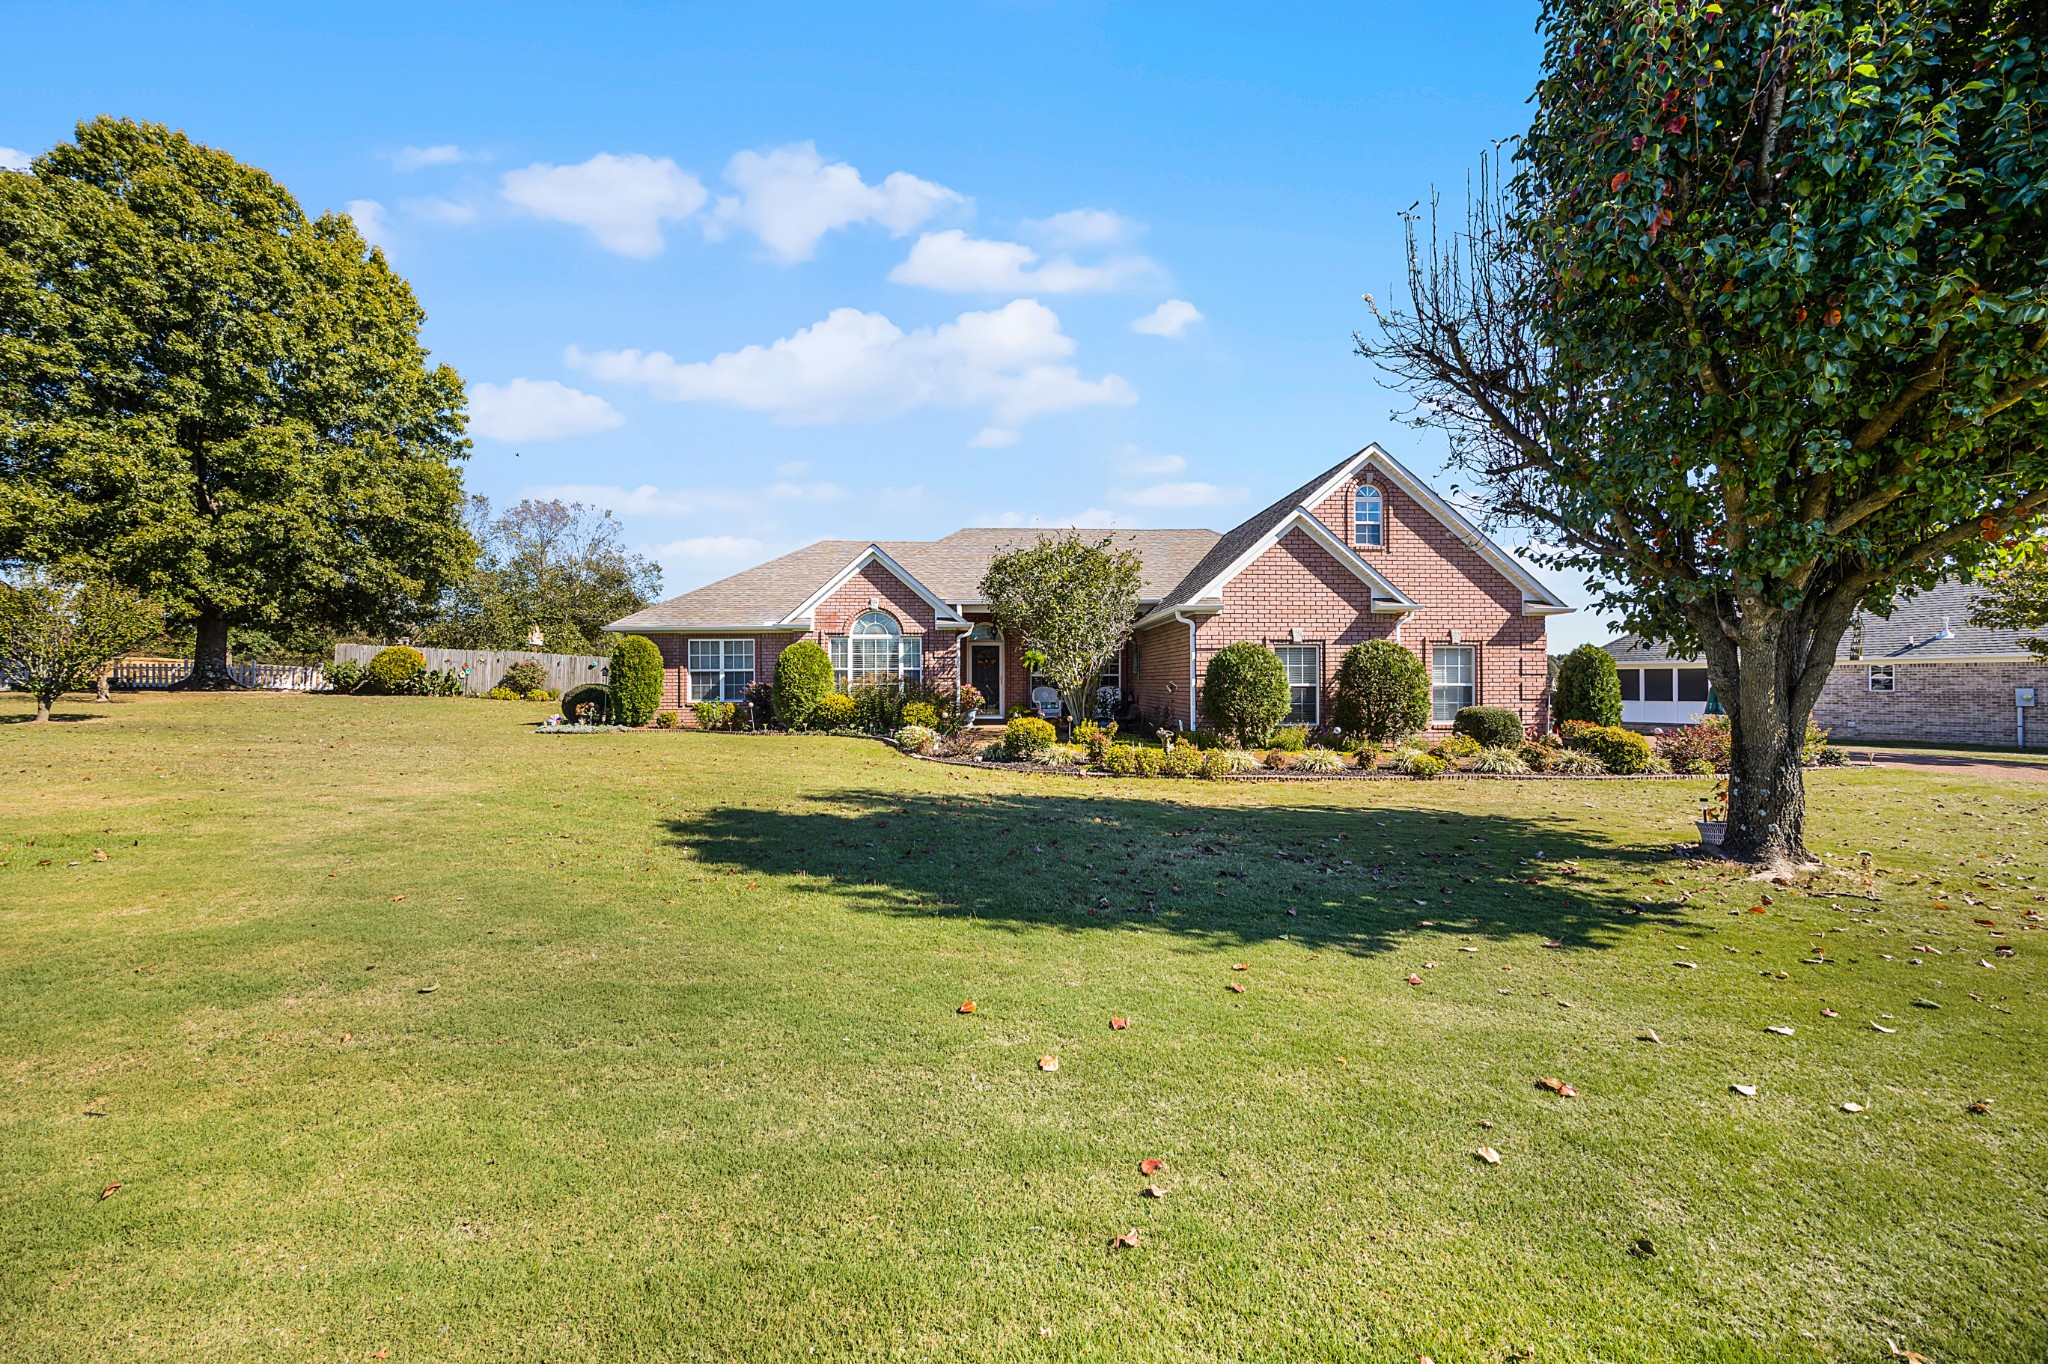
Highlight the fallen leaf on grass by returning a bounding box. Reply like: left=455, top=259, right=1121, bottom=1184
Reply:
left=1871, top=1023, right=1897, bottom=1033
left=1109, top=1229, right=1141, bottom=1250
left=1628, top=1236, right=1656, bottom=1258
left=1967, top=1100, right=1991, bottom=1114
left=1731, top=1083, right=1758, bottom=1097
left=1766, top=1025, right=1795, bottom=1036
left=1474, top=1146, right=1501, bottom=1165
left=1535, top=1077, right=1577, bottom=1098
left=1886, top=1340, right=1929, bottom=1364
left=1840, top=1102, right=1866, bottom=1113
left=1139, top=1158, right=1167, bottom=1175
left=1142, top=1184, right=1168, bottom=1199
left=958, top=1000, right=977, bottom=1014
left=1406, top=974, right=1423, bottom=985
left=1673, top=961, right=1698, bottom=969
left=1821, top=1008, right=1839, bottom=1018
left=93, top=849, right=108, bottom=862
left=1228, top=982, right=1246, bottom=994
left=1038, top=1055, right=1059, bottom=1072
left=1109, top=1017, right=1129, bottom=1031
left=417, top=985, right=438, bottom=994
left=390, top=894, right=406, bottom=902
left=1911, top=998, right=1941, bottom=1009
left=1231, top=963, right=1249, bottom=971
left=1640, top=1029, right=1662, bottom=1044
left=340, top=1033, right=353, bottom=1044
left=98, top=1182, right=120, bottom=1201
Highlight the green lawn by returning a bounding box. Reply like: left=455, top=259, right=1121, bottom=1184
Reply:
left=2, top=693, right=2043, bottom=1363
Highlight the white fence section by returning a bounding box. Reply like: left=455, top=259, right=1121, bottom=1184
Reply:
left=332, top=644, right=611, bottom=696
left=114, top=660, right=327, bottom=691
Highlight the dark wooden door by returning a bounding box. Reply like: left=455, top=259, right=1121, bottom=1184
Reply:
left=969, top=645, right=1000, bottom=709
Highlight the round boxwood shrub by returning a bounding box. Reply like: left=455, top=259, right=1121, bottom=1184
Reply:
left=1402, top=752, right=1449, bottom=779
left=814, top=693, right=859, bottom=729
left=609, top=635, right=665, bottom=727
left=894, top=724, right=939, bottom=755
left=1201, top=642, right=1291, bottom=747
left=902, top=700, right=940, bottom=729
left=1568, top=723, right=1652, bottom=774
left=774, top=640, right=835, bottom=729
left=484, top=685, right=520, bottom=700
left=1332, top=640, right=1430, bottom=743
left=1553, top=644, right=1623, bottom=727
left=560, top=683, right=613, bottom=724
left=500, top=660, right=549, bottom=695
left=366, top=646, right=426, bottom=695
left=1453, top=705, right=1524, bottom=749
left=1161, top=742, right=1203, bottom=777
left=1002, top=715, right=1057, bottom=760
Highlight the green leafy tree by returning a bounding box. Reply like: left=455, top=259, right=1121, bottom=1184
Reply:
left=1202, top=642, right=1292, bottom=747
left=609, top=634, right=664, bottom=726
left=0, top=118, right=474, bottom=688
left=1970, top=544, right=2048, bottom=659
left=1552, top=644, right=1624, bottom=727
left=1332, top=640, right=1431, bottom=742
left=773, top=640, right=835, bottom=729
left=1361, top=1, right=2048, bottom=864
left=422, top=497, right=660, bottom=656
left=979, top=533, right=1143, bottom=726
left=0, top=572, right=162, bottom=720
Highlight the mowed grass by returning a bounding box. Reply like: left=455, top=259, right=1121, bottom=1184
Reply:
left=1, top=694, right=2043, bottom=1363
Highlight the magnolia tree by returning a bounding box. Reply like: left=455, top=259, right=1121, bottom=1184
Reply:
left=0, top=573, right=162, bottom=720
left=1360, top=0, right=2048, bottom=866
left=979, top=533, right=1143, bottom=727
left=1970, top=545, right=2048, bottom=658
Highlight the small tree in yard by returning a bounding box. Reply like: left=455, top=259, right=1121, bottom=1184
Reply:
left=1360, top=0, right=2048, bottom=866
left=1333, top=640, right=1431, bottom=743
left=1552, top=644, right=1624, bottom=727
left=0, top=573, right=161, bottom=720
left=979, top=533, right=1143, bottom=728
left=1202, top=642, right=1292, bottom=747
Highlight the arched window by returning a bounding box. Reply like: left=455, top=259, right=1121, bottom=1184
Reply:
left=1354, top=485, right=1383, bottom=547
left=829, top=610, right=923, bottom=687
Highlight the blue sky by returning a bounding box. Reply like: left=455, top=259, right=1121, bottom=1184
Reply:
left=2, top=1, right=1615, bottom=648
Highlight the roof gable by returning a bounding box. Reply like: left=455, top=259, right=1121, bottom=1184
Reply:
left=781, top=545, right=969, bottom=630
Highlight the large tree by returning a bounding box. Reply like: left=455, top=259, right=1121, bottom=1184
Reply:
left=979, top=532, right=1142, bottom=727
left=0, top=118, right=473, bottom=687
left=1361, top=0, right=2048, bottom=866
left=418, top=497, right=660, bottom=656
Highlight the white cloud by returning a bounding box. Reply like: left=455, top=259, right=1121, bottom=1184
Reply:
left=1024, top=208, right=1141, bottom=247
left=985, top=507, right=1135, bottom=529
left=773, top=460, right=811, bottom=478
left=0, top=146, right=32, bottom=172
left=468, top=379, right=624, bottom=441
left=1114, top=480, right=1246, bottom=509
left=969, top=427, right=1021, bottom=449
left=654, top=534, right=767, bottom=561
left=345, top=199, right=393, bottom=248
left=393, top=144, right=469, bottom=171
left=569, top=299, right=1134, bottom=427
left=888, top=229, right=1156, bottom=294
left=1130, top=299, right=1203, bottom=338
left=403, top=196, right=477, bottom=224
left=1114, top=447, right=1186, bottom=476
left=709, top=142, right=963, bottom=262
left=501, top=153, right=707, bottom=257
left=529, top=479, right=845, bottom=517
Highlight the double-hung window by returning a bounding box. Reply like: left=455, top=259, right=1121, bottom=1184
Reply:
left=1275, top=644, right=1320, bottom=725
left=1354, top=485, right=1384, bottom=547
left=1430, top=644, right=1475, bottom=722
left=1868, top=665, right=1895, bottom=693
left=687, top=639, right=755, bottom=701
left=828, top=611, right=923, bottom=689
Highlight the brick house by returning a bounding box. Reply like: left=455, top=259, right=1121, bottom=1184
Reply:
left=1603, top=579, right=2046, bottom=749
left=606, top=445, right=1572, bottom=731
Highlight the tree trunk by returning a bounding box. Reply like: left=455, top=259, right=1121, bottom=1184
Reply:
left=174, top=602, right=239, bottom=690
left=35, top=694, right=52, bottom=722
left=96, top=664, right=113, bottom=702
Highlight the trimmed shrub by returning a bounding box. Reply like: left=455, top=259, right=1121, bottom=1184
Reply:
left=1332, top=640, right=1431, bottom=743
left=1200, top=748, right=1233, bottom=779
left=654, top=710, right=681, bottom=729
left=1002, top=715, right=1057, bottom=760
left=1653, top=717, right=1730, bottom=772
left=610, top=635, right=664, bottom=727
left=1812, top=744, right=1847, bottom=767
left=1553, top=644, right=1623, bottom=727
left=1801, top=718, right=1832, bottom=765
left=815, top=693, right=859, bottom=730
left=1134, top=746, right=1164, bottom=777
left=1431, top=733, right=1482, bottom=761
left=902, top=701, right=940, bottom=730
left=525, top=688, right=557, bottom=702
left=1470, top=746, right=1532, bottom=774
left=325, top=659, right=366, bottom=693
left=1037, top=744, right=1087, bottom=767
left=894, top=724, right=939, bottom=755
left=1293, top=748, right=1345, bottom=773
left=1517, top=741, right=1555, bottom=772
left=500, top=660, right=548, bottom=695
left=693, top=700, right=737, bottom=730
left=1555, top=718, right=1600, bottom=746
left=561, top=683, right=613, bottom=724
left=1352, top=747, right=1381, bottom=772
left=1075, top=720, right=1118, bottom=765
left=1453, top=706, right=1524, bottom=749
left=1262, top=749, right=1294, bottom=770
left=484, top=686, right=520, bottom=700
left=1161, top=742, right=1203, bottom=777
left=1567, top=723, right=1653, bottom=774
left=1548, top=747, right=1608, bottom=775
left=1201, top=642, right=1291, bottom=747
left=1676, top=756, right=1715, bottom=775
left=773, top=640, right=835, bottom=729
left=1394, top=751, right=1449, bottom=779
left=366, top=646, right=426, bottom=695
left=1269, top=724, right=1309, bottom=752
left=1104, top=744, right=1141, bottom=775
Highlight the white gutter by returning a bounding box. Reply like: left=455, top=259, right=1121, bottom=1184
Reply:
left=1170, top=609, right=1199, bottom=731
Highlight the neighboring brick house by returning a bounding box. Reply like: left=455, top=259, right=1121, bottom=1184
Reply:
left=606, top=445, right=1572, bottom=731
left=1603, top=579, right=2047, bottom=749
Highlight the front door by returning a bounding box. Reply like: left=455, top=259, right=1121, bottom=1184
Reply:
left=969, top=644, right=1001, bottom=713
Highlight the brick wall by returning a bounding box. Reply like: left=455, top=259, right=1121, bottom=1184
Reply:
left=1133, top=619, right=1194, bottom=728
left=1815, top=659, right=2048, bottom=748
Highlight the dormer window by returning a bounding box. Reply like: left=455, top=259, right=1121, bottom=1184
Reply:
left=1354, top=485, right=1383, bottom=547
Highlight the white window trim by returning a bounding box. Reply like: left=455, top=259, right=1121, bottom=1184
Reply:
left=1430, top=643, right=1476, bottom=723
left=1275, top=642, right=1321, bottom=725
left=829, top=611, right=924, bottom=690
left=1869, top=665, right=1896, bottom=693
left=1354, top=484, right=1384, bottom=548
left=686, top=638, right=756, bottom=703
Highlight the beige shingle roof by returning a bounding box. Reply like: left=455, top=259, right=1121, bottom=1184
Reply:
left=606, top=527, right=1223, bottom=632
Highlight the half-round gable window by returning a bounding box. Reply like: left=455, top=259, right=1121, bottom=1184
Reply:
left=851, top=610, right=901, bottom=637
left=1354, top=485, right=1384, bottom=547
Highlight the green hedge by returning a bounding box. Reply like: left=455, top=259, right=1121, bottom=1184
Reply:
left=1201, top=642, right=1291, bottom=747
left=610, top=635, right=664, bottom=727
left=1002, top=715, right=1057, bottom=759
left=560, top=683, right=612, bottom=724
left=1332, top=640, right=1430, bottom=743
left=1553, top=644, right=1623, bottom=727
left=774, top=641, right=835, bottom=729
left=1453, top=705, right=1524, bottom=748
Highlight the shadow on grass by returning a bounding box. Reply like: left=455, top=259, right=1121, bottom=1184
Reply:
left=0, top=711, right=103, bottom=724
left=662, top=786, right=1683, bottom=959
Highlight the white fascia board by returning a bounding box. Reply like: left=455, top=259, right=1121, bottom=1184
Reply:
left=1186, top=508, right=1419, bottom=614
left=1355, top=443, right=1573, bottom=614
left=779, top=544, right=970, bottom=630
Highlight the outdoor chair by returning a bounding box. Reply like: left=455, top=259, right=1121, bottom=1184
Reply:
left=1030, top=686, right=1063, bottom=719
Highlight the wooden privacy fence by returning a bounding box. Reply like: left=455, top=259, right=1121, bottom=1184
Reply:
left=333, top=644, right=611, bottom=696
left=114, top=659, right=327, bottom=691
